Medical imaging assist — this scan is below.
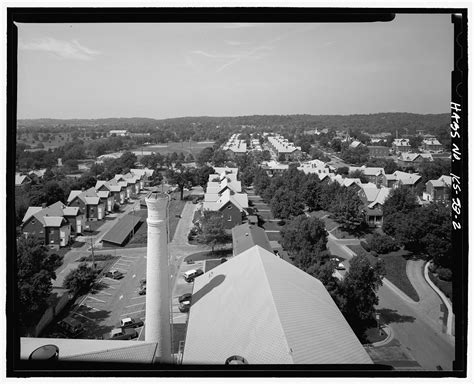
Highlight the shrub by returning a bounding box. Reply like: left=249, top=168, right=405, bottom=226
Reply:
left=428, top=263, right=438, bottom=273
left=366, top=232, right=399, bottom=254
left=360, top=241, right=371, bottom=252
left=437, top=267, right=452, bottom=281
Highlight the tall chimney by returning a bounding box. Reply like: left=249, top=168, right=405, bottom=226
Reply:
left=145, top=191, right=172, bottom=363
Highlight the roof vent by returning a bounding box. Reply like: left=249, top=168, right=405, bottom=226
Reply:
left=29, top=344, right=59, bottom=361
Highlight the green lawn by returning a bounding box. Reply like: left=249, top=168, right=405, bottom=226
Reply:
left=347, top=245, right=420, bottom=302
left=142, top=141, right=215, bottom=157
left=428, top=271, right=452, bottom=300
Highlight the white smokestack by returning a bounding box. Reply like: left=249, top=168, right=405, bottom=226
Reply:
left=145, top=191, right=172, bottom=363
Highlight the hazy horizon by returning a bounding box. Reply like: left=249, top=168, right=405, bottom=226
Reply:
left=17, top=15, right=453, bottom=119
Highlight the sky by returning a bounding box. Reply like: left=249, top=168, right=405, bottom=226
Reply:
left=16, top=14, right=454, bottom=119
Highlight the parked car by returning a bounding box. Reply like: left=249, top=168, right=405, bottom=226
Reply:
left=138, top=278, right=146, bottom=295
left=220, top=258, right=228, bottom=264
left=104, top=270, right=124, bottom=279
left=102, top=327, right=138, bottom=340
left=183, top=269, right=204, bottom=283
left=57, top=317, right=85, bottom=338
left=178, top=293, right=192, bottom=312
left=118, top=317, right=144, bottom=329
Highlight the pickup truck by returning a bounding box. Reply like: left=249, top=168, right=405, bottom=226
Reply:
left=102, top=327, right=138, bottom=340
left=119, top=317, right=144, bottom=329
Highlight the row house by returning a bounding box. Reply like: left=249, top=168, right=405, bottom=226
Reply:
left=423, top=175, right=451, bottom=203
left=67, top=188, right=105, bottom=221
left=206, top=172, right=242, bottom=194
left=21, top=201, right=82, bottom=248
left=114, top=173, right=141, bottom=198
left=202, top=188, right=249, bottom=229
left=222, top=134, right=247, bottom=159
left=130, top=168, right=155, bottom=189
left=96, top=180, right=127, bottom=206
left=266, top=134, right=302, bottom=161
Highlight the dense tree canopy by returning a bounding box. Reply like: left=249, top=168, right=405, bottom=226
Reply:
left=63, top=263, right=98, bottom=296
left=17, top=236, right=63, bottom=327
left=196, top=211, right=232, bottom=252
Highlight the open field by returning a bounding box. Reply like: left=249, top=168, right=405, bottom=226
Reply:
left=141, top=141, right=215, bottom=157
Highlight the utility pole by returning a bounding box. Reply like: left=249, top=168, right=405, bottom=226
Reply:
left=90, top=236, right=96, bottom=270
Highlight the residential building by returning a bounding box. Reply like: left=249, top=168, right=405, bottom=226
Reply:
left=358, top=186, right=392, bottom=227
left=422, top=137, right=443, bottom=152
left=392, top=138, right=411, bottom=153
left=67, top=188, right=105, bottom=221
left=15, top=173, right=32, bottom=189
left=348, top=166, right=385, bottom=185
left=21, top=202, right=75, bottom=248
left=182, top=245, right=374, bottom=365
left=109, top=130, right=128, bottom=136
left=297, top=159, right=334, bottom=175
left=266, top=134, right=302, bottom=161
left=397, top=152, right=433, bottom=169
left=424, top=175, right=451, bottom=203
left=222, top=134, right=247, bottom=158
left=349, top=140, right=363, bottom=149
left=391, top=171, right=422, bottom=193
left=130, top=168, right=155, bottom=189
left=202, top=188, right=248, bottom=229
left=95, top=180, right=127, bottom=205
left=232, top=223, right=273, bottom=256
left=367, top=146, right=390, bottom=158
left=261, top=160, right=289, bottom=176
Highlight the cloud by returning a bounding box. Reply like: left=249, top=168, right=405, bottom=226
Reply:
left=225, top=40, right=248, bottom=46
left=19, top=37, right=100, bottom=60
left=191, top=50, right=241, bottom=59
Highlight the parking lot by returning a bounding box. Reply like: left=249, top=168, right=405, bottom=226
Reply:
left=53, top=247, right=148, bottom=340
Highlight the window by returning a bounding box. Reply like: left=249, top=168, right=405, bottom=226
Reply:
left=228, top=205, right=232, bottom=210
left=228, top=216, right=232, bottom=221
left=31, top=219, right=36, bottom=225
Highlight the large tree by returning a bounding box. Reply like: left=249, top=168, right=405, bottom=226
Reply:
left=196, top=211, right=232, bottom=252
left=197, top=147, right=214, bottom=166
left=280, top=215, right=329, bottom=271
left=63, top=263, right=98, bottom=296
left=340, top=255, right=386, bottom=339
left=301, top=174, right=323, bottom=212
left=382, top=187, right=419, bottom=218
left=166, top=166, right=196, bottom=200
left=270, top=188, right=305, bottom=220
left=17, top=236, right=63, bottom=327
left=331, top=188, right=366, bottom=231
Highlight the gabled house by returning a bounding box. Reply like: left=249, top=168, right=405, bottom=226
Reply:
left=381, top=173, right=399, bottom=188
left=67, top=189, right=105, bottom=221
left=391, top=171, right=422, bottom=193
left=348, top=166, right=385, bottom=185
left=202, top=189, right=248, bottom=229
left=297, top=159, right=334, bottom=175
left=358, top=186, right=392, bottom=227
left=15, top=173, right=32, bottom=189
left=21, top=202, right=75, bottom=248
left=392, top=138, right=411, bottom=153
left=367, top=146, right=390, bottom=158
left=130, top=168, right=155, bottom=189
left=114, top=174, right=139, bottom=198
left=95, top=180, right=127, bottom=205
left=424, top=175, right=451, bottom=203
left=397, top=152, right=433, bottom=169
left=422, top=137, right=443, bottom=152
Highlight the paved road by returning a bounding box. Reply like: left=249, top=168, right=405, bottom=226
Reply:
left=327, top=234, right=455, bottom=370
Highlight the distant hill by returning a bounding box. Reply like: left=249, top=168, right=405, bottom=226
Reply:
left=17, top=112, right=449, bottom=136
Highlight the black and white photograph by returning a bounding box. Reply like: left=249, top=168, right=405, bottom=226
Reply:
left=5, top=4, right=470, bottom=380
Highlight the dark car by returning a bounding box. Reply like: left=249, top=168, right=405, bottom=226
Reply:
left=178, top=293, right=192, bottom=313
left=220, top=257, right=228, bottom=264
left=102, top=327, right=138, bottom=340
left=104, top=270, right=124, bottom=279
left=57, top=317, right=85, bottom=338
left=119, top=317, right=144, bottom=329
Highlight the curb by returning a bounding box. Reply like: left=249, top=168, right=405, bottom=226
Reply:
left=424, top=261, right=454, bottom=336
left=371, top=325, right=394, bottom=347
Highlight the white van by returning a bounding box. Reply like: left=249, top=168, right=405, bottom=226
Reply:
left=183, top=269, right=204, bottom=283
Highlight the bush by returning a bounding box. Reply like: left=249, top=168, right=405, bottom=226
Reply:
left=428, top=263, right=438, bottom=273
left=437, top=267, right=452, bottom=281
left=366, top=233, right=399, bottom=254
left=360, top=241, right=371, bottom=252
